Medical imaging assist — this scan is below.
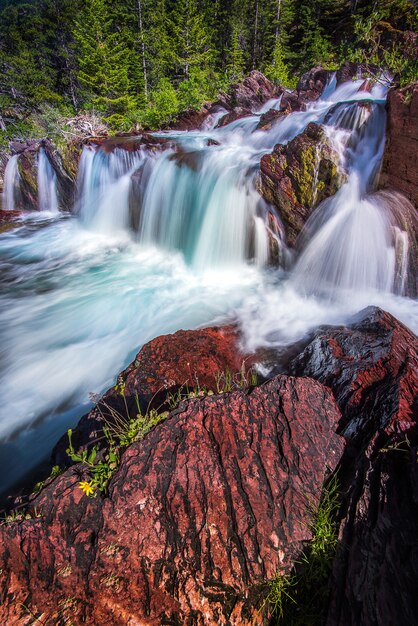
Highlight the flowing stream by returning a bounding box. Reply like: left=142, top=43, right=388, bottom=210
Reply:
left=1, top=77, right=417, bottom=499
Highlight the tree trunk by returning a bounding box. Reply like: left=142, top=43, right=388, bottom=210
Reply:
left=137, top=0, right=148, bottom=100
left=253, top=0, right=259, bottom=69
left=275, top=0, right=282, bottom=42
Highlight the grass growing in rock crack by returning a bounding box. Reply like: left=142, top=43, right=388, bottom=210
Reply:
left=67, top=364, right=259, bottom=498
left=66, top=385, right=169, bottom=497
left=264, top=473, right=340, bottom=625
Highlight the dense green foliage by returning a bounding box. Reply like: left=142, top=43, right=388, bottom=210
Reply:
left=0, top=0, right=417, bottom=138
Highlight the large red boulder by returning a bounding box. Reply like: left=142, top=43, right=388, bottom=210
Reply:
left=0, top=375, right=344, bottom=625
left=52, top=325, right=252, bottom=465
left=218, top=70, right=282, bottom=111
left=290, top=306, right=417, bottom=442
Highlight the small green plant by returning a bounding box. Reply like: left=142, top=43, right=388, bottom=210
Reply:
left=66, top=388, right=170, bottom=497
left=66, top=428, right=119, bottom=496
left=380, top=435, right=411, bottom=456
left=32, top=464, right=63, bottom=496
left=68, top=365, right=259, bottom=499
left=264, top=473, right=340, bottom=625
left=1, top=507, right=43, bottom=525
left=264, top=570, right=297, bottom=620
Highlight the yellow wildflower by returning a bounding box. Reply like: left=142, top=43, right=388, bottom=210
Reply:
left=78, top=481, right=95, bottom=496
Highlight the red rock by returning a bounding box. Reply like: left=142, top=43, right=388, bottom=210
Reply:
left=98, top=133, right=173, bottom=153
left=257, top=122, right=346, bottom=246
left=0, top=209, right=21, bottom=231
left=0, top=375, right=344, bottom=625
left=379, top=83, right=418, bottom=208
left=229, top=71, right=282, bottom=110
left=296, top=66, right=333, bottom=98
left=290, top=306, right=418, bottom=626
left=163, top=104, right=213, bottom=131
left=257, top=108, right=286, bottom=131
left=290, top=306, right=418, bottom=441
left=216, top=107, right=253, bottom=128
left=52, top=325, right=252, bottom=465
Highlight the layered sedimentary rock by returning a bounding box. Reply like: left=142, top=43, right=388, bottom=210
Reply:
left=258, top=122, right=346, bottom=246
left=380, top=83, right=418, bottom=207
left=0, top=306, right=417, bottom=625
left=0, top=375, right=343, bottom=625
left=291, top=307, right=418, bottom=626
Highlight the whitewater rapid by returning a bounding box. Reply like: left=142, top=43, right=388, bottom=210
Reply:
left=1, top=75, right=417, bottom=498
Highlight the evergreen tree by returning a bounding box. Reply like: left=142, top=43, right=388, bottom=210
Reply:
left=171, top=0, right=214, bottom=80
left=225, top=20, right=246, bottom=82
left=72, top=0, right=135, bottom=124
left=264, top=38, right=292, bottom=87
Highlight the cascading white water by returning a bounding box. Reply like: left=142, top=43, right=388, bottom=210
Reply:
left=0, top=73, right=417, bottom=499
left=37, top=148, right=59, bottom=213
left=4, top=154, right=20, bottom=211
left=292, top=93, right=413, bottom=296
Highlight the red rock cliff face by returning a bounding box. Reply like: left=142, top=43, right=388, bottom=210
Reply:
left=380, top=83, right=418, bottom=208
left=0, top=376, right=343, bottom=625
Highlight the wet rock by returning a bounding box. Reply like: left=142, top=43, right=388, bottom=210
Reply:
left=379, top=82, right=418, bottom=208
left=52, top=325, right=252, bottom=466
left=11, top=139, right=78, bottom=211
left=257, top=108, right=286, bottom=131
left=219, top=70, right=282, bottom=111
left=290, top=306, right=417, bottom=443
left=335, top=61, right=362, bottom=85
left=216, top=106, right=253, bottom=128
left=279, top=90, right=306, bottom=113
left=0, top=209, right=21, bottom=232
left=163, top=103, right=214, bottom=131
left=98, top=133, right=173, bottom=153
left=290, top=306, right=418, bottom=626
left=258, top=122, right=347, bottom=246
left=0, top=151, right=9, bottom=191
left=296, top=66, right=332, bottom=97
left=169, top=148, right=204, bottom=171
left=0, top=375, right=344, bottom=625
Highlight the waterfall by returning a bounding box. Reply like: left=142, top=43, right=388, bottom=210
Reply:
left=77, top=146, right=146, bottom=232
left=37, top=148, right=59, bottom=213
left=292, top=91, right=417, bottom=297
left=1, top=73, right=417, bottom=497
left=4, top=155, right=20, bottom=211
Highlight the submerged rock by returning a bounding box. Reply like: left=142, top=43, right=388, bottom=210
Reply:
left=258, top=122, right=346, bottom=246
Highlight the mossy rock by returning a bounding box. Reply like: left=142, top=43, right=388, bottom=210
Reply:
left=258, top=122, right=347, bottom=248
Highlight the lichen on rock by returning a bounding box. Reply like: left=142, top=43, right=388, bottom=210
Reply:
left=258, top=122, right=347, bottom=247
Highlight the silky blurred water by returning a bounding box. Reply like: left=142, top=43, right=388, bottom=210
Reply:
left=1, top=75, right=417, bottom=499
